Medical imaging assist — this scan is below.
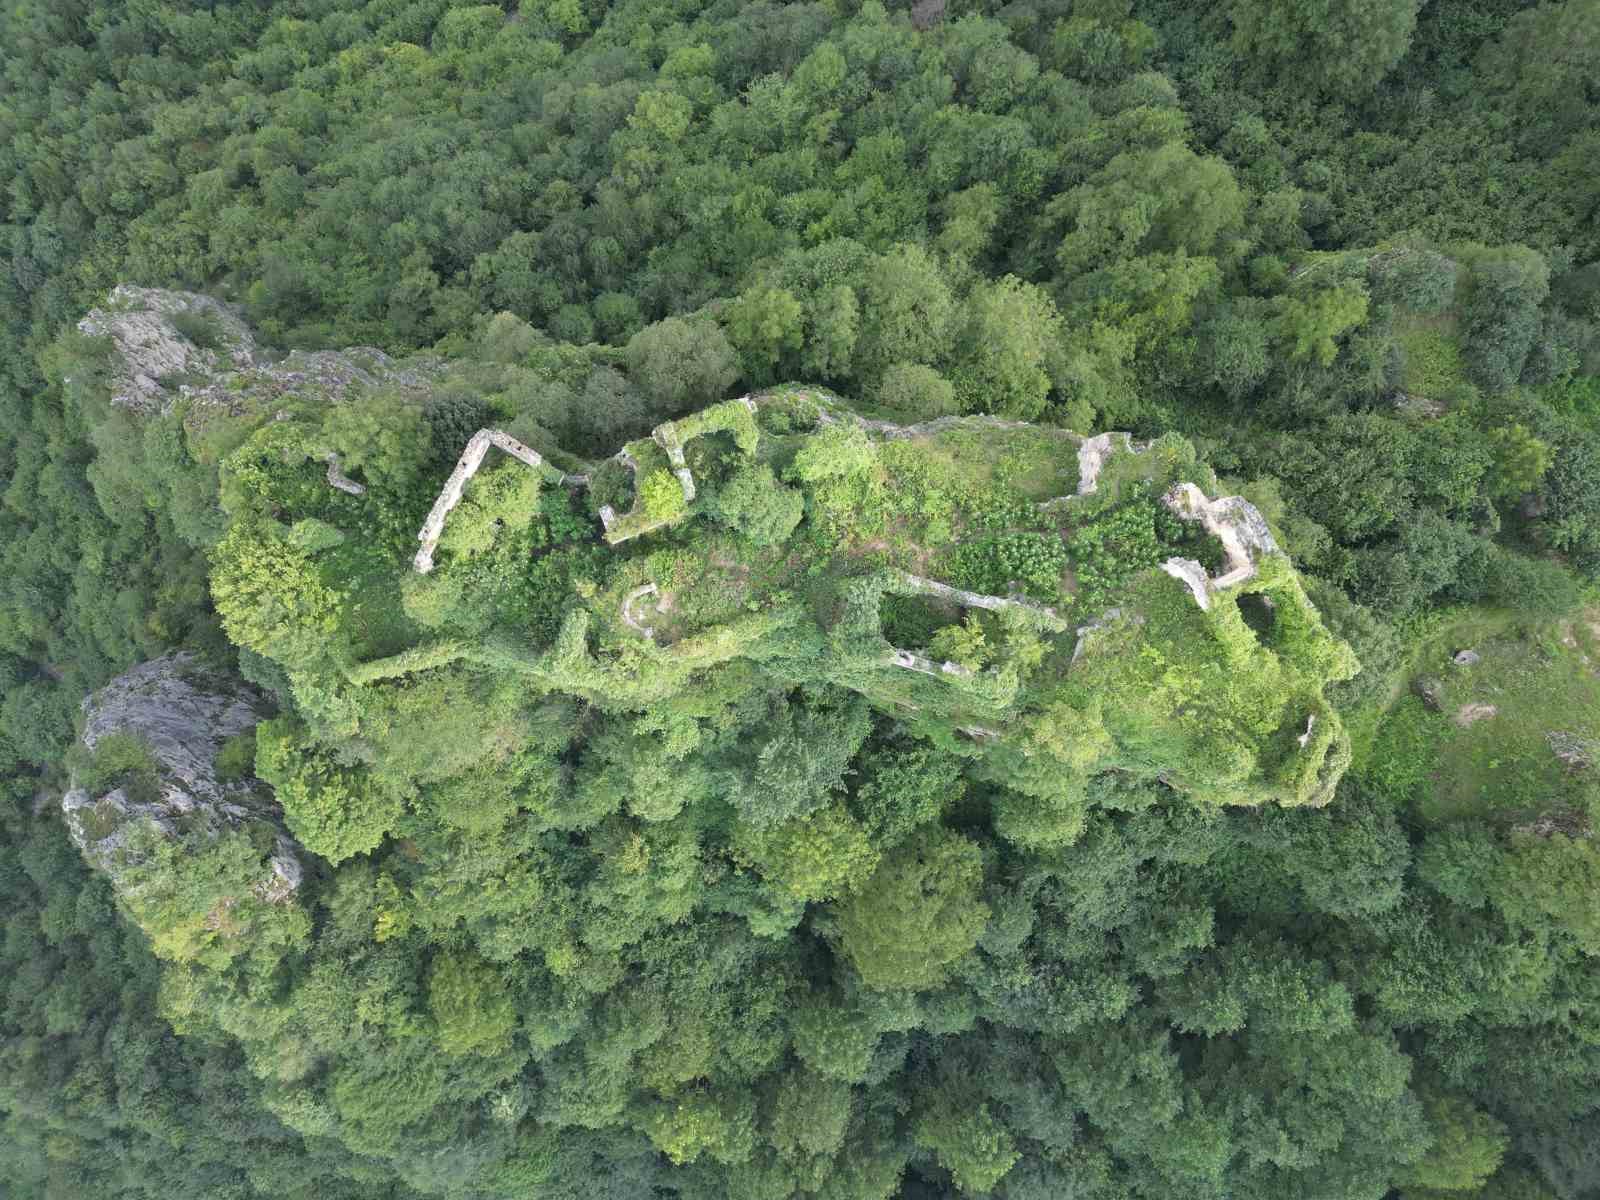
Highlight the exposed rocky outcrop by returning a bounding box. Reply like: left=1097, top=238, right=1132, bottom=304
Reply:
left=62, top=653, right=302, bottom=903
left=622, top=583, right=662, bottom=640
left=1548, top=731, right=1597, bottom=770
left=1413, top=676, right=1444, bottom=711
left=79, top=285, right=441, bottom=420
left=78, top=286, right=255, bottom=412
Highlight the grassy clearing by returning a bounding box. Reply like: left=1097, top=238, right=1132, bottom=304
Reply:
left=1394, top=314, right=1464, bottom=399
left=1356, top=607, right=1600, bottom=823
left=920, top=426, right=1081, bottom=501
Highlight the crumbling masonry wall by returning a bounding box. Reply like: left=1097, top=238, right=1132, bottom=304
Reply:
left=413, top=430, right=569, bottom=573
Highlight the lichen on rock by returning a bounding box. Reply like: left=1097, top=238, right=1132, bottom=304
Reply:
left=79, top=284, right=443, bottom=422
left=62, top=653, right=305, bottom=951
left=78, top=285, right=255, bottom=413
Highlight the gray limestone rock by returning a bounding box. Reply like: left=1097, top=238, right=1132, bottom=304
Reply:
left=61, top=652, right=302, bottom=902
left=1547, top=731, right=1596, bottom=770
left=1160, top=557, right=1214, bottom=610
left=1162, top=483, right=1280, bottom=590
left=78, top=285, right=255, bottom=413
left=1076, top=432, right=1135, bottom=496
left=1412, top=676, right=1444, bottom=712
left=78, top=285, right=442, bottom=420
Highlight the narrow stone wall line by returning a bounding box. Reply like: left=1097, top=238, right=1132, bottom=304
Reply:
left=324, top=452, right=366, bottom=496
left=1157, top=483, right=1281, bottom=606
left=894, top=572, right=1065, bottom=625
left=885, top=648, right=974, bottom=678
left=1297, top=714, right=1317, bottom=749
left=413, top=429, right=555, bottom=573
left=855, top=413, right=1043, bottom=439
left=622, top=583, right=660, bottom=640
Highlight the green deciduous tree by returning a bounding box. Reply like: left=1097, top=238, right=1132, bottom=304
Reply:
left=1228, top=0, right=1422, bottom=98
left=428, top=950, right=518, bottom=1057
left=1274, top=281, right=1370, bottom=367
left=950, top=276, right=1064, bottom=419
left=714, top=464, right=805, bottom=546
left=254, top=718, right=404, bottom=864
left=725, top=286, right=804, bottom=384
left=1053, top=143, right=1245, bottom=275
left=876, top=363, right=959, bottom=419
left=626, top=318, right=739, bottom=416
left=788, top=422, right=877, bottom=484
left=1488, top=424, right=1554, bottom=499
left=855, top=244, right=957, bottom=381
left=771, top=1069, right=853, bottom=1158
left=1497, top=832, right=1600, bottom=953
left=640, top=469, right=689, bottom=522
left=210, top=522, right=344, bottom=670
left=1459, top=246, right=1551, bottom=393
left=736, top=804, right=879, bottom=902
left=1399, top=1091, right=1510, bottom=1194
left=835, top=827, right=989, bottom=990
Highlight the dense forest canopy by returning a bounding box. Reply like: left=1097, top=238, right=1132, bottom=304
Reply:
left=1, top=1, right=1599, bottom=1198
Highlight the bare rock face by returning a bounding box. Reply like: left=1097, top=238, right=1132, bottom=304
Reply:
left=78, top=286, right=256, bottom=413
left=62, top=653, right=302, bottom=902
left=78, top=285, right=442, bottom=419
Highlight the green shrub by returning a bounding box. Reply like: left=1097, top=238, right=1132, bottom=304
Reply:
left=948, top=532, right=1068, bottom=601
left=423, top=389, right=491, bottom=462
left=215, top=730, right=258, bottom=783
left=588, top=459, right=636, bottom=512
left=1069, top=501, right=1167, bottom=610
left=287, top=518, right=347, bottom=553
left=714, top=464, right=804, bottom=546
left=640, top=469, right=688, bottom=522
left=876, top=363, right=958, bottom=418
left=78, top=733, right=163, bottom=804
left=170, top=307, right=228, bottom=351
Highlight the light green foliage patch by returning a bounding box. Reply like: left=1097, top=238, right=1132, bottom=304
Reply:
left=436, top=461, right=542, bottom=562
left=255, top=718, right=404, bottom=863
left=428, top=950, right=517, bottom=1057
left=1070, top=563, right=1357, bottom=808
left=713, top=464, right=804, bottom=546
left=7, top=1, right=1600, bottom=1196
left=75, top=732, right=163, bottom=803
left=945, top=532, right=1068, bottom=602
left=638, top=469, right=686, bottom=522
left=835, top=827, right=990, bottom=991
left=1361, top=621, right=1600, bottom=825
left=1395, top=316, right=1466, bottom=399
left=214, top=729, right=257, bottom=783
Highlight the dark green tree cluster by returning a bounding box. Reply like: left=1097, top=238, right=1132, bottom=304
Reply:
left=1, top=2, right=1598, bottom=1199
